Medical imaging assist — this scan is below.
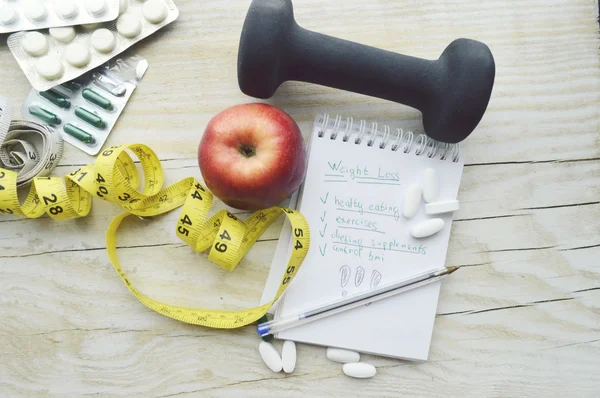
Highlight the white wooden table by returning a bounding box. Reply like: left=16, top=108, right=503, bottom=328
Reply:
left=1, top=0, right=599, bottom=396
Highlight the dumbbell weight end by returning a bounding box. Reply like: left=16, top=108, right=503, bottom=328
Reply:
left=238, top=0, right=495, bottom=143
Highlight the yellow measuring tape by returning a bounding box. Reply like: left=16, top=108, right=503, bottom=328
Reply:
left=0, top=143, right=310, bottom=329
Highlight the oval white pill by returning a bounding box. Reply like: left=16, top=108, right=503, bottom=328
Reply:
left=65, top=42, right=91, bottom=67
left=49, top=26, right=77, bottom=43
left=91, top=28, right=116, bottom=53
left=326, top=347, right=360, bottom=364
left=85, top=0, right=107, bottom=16
left=119, top=0, right=128, bottom=14
left=142, top=0, right=168, bottom=24
left=411, top=218, right=444, bottom=238
left=117, top=13, right=142, bottom=38
left=55, top=0, right=79, bottom=19
left=24, top=0, right=48, bottom=22
left=22, top=31, right=49, bottom=57
left=281, top=340, right=296, bottom=373
left=423, top=168, right=439, bottom=203
left=0, top=6, right=19, bottom=26
left=35, top=56, right=64, bottom=80
left=425, top=200, right=460, bottom=215
left=403, top=184, right=421, bottom=219
left=342, top=362, right=377, bottom=379
left=258, top=341, right=282, bottom=373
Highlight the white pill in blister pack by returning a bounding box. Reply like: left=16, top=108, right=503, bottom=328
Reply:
left=7, top=0, right=179, bottom=91
left=411, top=218, right=445, bottom=238
left=0, top=0, right=120, bottom=34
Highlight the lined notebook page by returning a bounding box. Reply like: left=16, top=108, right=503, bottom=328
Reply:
left=264, top=115, right=464, bottom=360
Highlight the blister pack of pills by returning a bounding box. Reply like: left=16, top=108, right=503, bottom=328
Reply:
left=7, top=0, right=178, bottom=91
left=0, top=0, right=121, bottom=34
left=21, top=54, right=148, bottom=155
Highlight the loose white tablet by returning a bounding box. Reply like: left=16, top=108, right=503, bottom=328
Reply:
left=0, top=6, right=19, bottom=26
left=91, top=28, right=116, bottom=53
left=24, top=0, right=48, bottom=22
left=65, top=42, right=91, bottom=67
left=342, top=363, right=377, bottom=379
left=422, top=168, right=439, bottom=203
left=258, top=341, right=282, bottom=373
left=49, top=26, right=77, bottom=43
left=55, top=0, right=79, bottom=19
left=35, top=56, right=64, bottom=80
left=142, top=0, right=167, bottom=24
left=425, top=199, right=460, bottom=215
left=118, top=0, right=128, bottom=14
left=22, top=31, right=49, bottom=57
left=85, top=0, right=107, bottom=16
left=117, top=13, right=142, bottom=38
left=410, top=218, right=445, bottom=239
left=281, top=341, right=296, bottom=373
left=402, top=183, right=422, bottom=219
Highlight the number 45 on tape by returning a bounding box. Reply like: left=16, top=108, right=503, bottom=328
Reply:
left=0, top=143, right=311, bottom=329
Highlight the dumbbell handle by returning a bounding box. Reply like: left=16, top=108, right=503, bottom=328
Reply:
left=287, top=25, right=434, bottom=110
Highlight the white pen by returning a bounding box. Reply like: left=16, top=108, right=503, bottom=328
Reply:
left=257, top=266, right=459, bottom=337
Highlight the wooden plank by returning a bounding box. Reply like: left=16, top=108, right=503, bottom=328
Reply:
left=1, top=0, right=599, bottom=395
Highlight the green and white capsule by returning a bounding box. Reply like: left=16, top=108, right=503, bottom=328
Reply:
left=75, top=106, right=105, bottom=129
left=39, top=88, right=71, bottom=109
left=28, top=105, right=61, bottom=126
left=82, top=88, right=113, bottom=110
left=64, top=123, right=96, bottom=145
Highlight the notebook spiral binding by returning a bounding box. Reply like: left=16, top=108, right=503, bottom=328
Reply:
left=315, top=113, right=460, bottom=163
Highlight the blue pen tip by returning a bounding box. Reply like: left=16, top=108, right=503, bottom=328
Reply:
left=257, top=323, right=270, bottom=336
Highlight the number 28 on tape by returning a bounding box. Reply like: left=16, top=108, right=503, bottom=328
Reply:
left=0, top=143, right=311, bottom=329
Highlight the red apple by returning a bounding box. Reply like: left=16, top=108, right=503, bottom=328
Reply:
left=197, top=103, right=307, bottom=210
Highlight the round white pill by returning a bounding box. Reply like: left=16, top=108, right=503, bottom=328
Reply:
left=425, top=200, right=460, bottom=215
left=142, top=0, right=167, bottom=24
left=35, top=56, right=64, bottom=80
left=24, top=0, right=48, bottom=22
left=49, top=26, right=77, bottom=43
left=342, top=362, right=377, bottom=379
left=80, top=22, right=101, bottom=30
left=0, top=6, right=19, bottom=26
left=22, top=31, right=49, bottom=57
left=281, top=341, right=296, bottom=374
left=403, top=183, right=422, bottom=219
left=410, top=218, right=445, bottom=239
left=422, top=168, right=439, bottom=203
left=85, top=0, right=107, bottom=16
left=116, top=13, right=142, bottom=38
left=55, top=0, right=79, bottom=19
left=91, top=28, right=116, bottom=53
left=258, top=341, right=282, bottom=373
left=326, top=347, right=360, bottom=364
left=65, top=42, right=91, bottom=67
left=118, top=0, right=128, bottom=14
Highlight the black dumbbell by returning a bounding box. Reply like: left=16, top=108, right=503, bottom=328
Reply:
left=237, top=0, right=495, bottom=143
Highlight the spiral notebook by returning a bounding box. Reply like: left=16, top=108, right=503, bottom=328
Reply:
left=261, top=113, right=465, bottom=361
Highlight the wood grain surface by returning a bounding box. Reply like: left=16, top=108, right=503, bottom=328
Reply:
left=1, top=0, right=599, bottom=396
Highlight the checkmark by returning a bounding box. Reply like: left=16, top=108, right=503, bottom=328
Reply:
left=320, top=210, right=327, bottom=222
left=319, top=244, right=327, bottom=256
left=320, top=192, right=329, bottom=204
left=319, top=224, right=327, bottom=237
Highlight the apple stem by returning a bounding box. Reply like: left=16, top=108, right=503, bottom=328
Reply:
left=239, top=144, right=256, bottom=157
